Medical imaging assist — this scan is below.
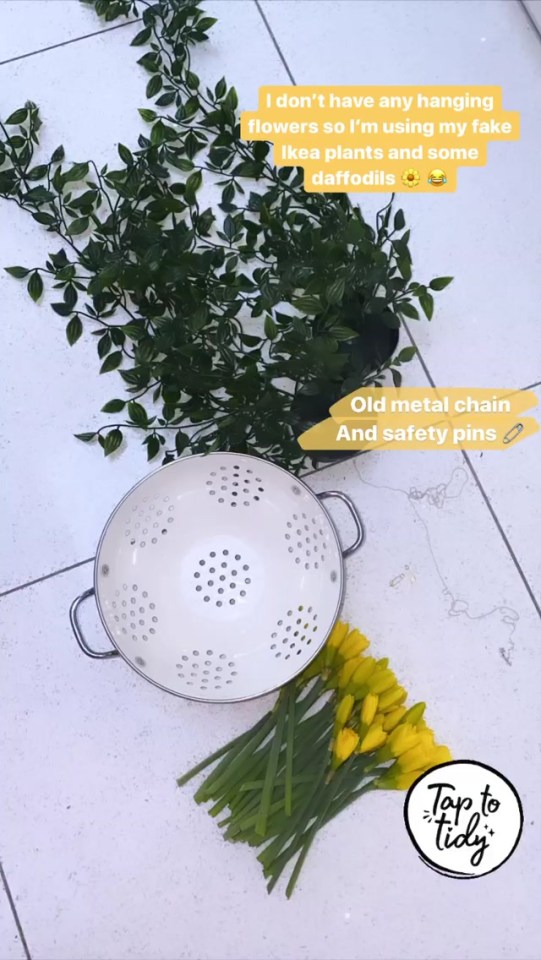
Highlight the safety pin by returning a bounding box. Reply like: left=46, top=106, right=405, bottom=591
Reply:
left=503, top=423, right=524, bottom=444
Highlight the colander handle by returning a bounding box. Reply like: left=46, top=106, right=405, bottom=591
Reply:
left=69, top=588, right=119, bottom=660
left=317, top=491, right=364, bottom=558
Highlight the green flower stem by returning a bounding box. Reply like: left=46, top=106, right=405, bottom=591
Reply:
left=239, top=773, right=316, bottom=792
left=284, top=767, right=349, bottom=899
left=265, top=767, right=388, bottom=893
left=215, top=697, right=331, bottom=820
left=263, top=755, right=371, bottom=887
left=255, top=694, right=288, bottom=836
left=227, top=762, right=323, bottom=841
left=194, top=711, right=276, bottom=802
left=324, top=779, right=378, bottom=825
left=177, top=711, right=272, bottom=788
left=258, top=759, right=328, bottom=870
left=265, top=769, right=339, bottom=893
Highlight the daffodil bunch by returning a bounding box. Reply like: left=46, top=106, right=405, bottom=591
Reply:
left=178, top=622, right=451, bottom=896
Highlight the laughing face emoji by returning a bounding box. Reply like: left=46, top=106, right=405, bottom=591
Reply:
left=428, top=168, right=447, bottom=187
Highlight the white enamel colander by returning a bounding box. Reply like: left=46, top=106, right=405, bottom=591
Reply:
left=69, top=452, right=364, bottom=702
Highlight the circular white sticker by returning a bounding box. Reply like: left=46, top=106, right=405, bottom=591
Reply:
left=404, top=760, right=523, bottom=878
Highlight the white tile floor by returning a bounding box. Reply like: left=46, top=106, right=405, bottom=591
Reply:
left=0, top=2, right=540, bottom=959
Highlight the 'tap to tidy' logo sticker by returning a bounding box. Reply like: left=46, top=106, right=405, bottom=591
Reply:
left=404, top=760, right=523, bottom=878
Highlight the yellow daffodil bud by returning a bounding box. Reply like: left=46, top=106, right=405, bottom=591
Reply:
left=401, top=702, right=426, bottom=726
left=424, top=745, right=452, bottom=769
left=382, top=706, right=407, bottom=732
left=359, top=723, right=387, bottom=754
left=374, top=712, right=385, bottom=727
left=334, top=693, right=355, bottom=733
left=397, top=743, right=435, bottom=773
left=375, top=657, right=389, bottom=669
left=325, top=621, right=349, bottom=667
left=360, top=693, right=378, bottom=728
left=367, top=668, right=397, bottom=695
left=347, top=656, right=376, bottom=692
left=337, top=657, right=361, bottom=690
left=378, top=684, right=407, bottom=712
left=376, top=767, right=425, bottom=791
left=338, top=629, right=370, bottom=661
left=387, top=722, right=421, bottom=757
left=332, top=727, right=359, bottom=768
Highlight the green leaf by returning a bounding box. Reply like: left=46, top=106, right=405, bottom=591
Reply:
left=5, top=108, right=28, bottom=125
left=264, top=315, right=278, bottom=340
left=391, top=368, right=403, bottom=388
left=103, top=428, right=123, bottom=456
left=395, top=346, right=417, bottom=363
left=138, top=109, right=157, bottom=124
left=130, top=25, right=152, bottom=46
left=342, top=219, right=366, bottom=243
left=118, top=143, right=133, bottom=165
left=63, top=162, right=89, bottom=183
left=100, top=351, right=123, bottom=373
left=5, top=266, right=30, bottom=279
left=397, top=301, right=420, bottom=320
left=66, top=216, right=89, bottom=237
left=27, top=271, right=43, bottom=302
left=32, top=211, right=56, bottom=226
left=225, top=87, right=238, bottom=111
left=51, top=302, right=73, bottom=317
left=64, top=284, right=77, bottom=309
left=169, top=157, right=194, bottom=172
left=215, top=77, right=227, bottom=99
left=397, top=257, right=412, bottom=282
left=223, top=214, right=235, bottom=241
left=155, top=91, right=176, bottom=107
left=326, top=277, right=345, bottom=305
left=97, top=333, right=112, bottom=358
left=127, top=400, right=148, bottom=426
left=146, top=434, right=160, bottom=460
left=51, top=145, right=65, bottom=163
left=429, top=276, right=453, bottom=291
left=74, top=432, right=96, bottom=442
left=184, top=169, right=202, bottom=204
left=174, top=431, right=189, bottom=455
left=292, top=295, right=323, bottom=316
left=146, top=75, right=163, bottom=99
left=66, top=315, right=83, bottom=345
left=27, top=164, right=49, bottom=181
left=331, top=326, right=358, bottom=341
left=101, top=398, right=126, bottom=413
left=24, top=186, right=55, bottom=204
left=197, top=16, right=218, bottom=31
left=393, top=209, right=405, bottom=231
left=419, top=292, right=434, bottom=320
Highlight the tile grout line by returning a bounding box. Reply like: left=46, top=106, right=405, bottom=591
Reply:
left=0, top=19, right=140, bottom=68
left=0, top=556, right=94, bottom=600
left=518, top=0, right=541, bottom=43
left=0, top=862, right=32, bottom=960
left=254, top=0, right=296, bottom=84
left=401, top=320, right=541, bottom=620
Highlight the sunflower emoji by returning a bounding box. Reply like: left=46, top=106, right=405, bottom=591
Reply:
left=401, top=168, right=420, bottom=188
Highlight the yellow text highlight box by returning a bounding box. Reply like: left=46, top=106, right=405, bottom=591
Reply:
left=240, top=86, right=520, bottom=193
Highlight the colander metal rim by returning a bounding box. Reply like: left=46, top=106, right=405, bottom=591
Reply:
left=92, top=451, right=345, bottom=704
